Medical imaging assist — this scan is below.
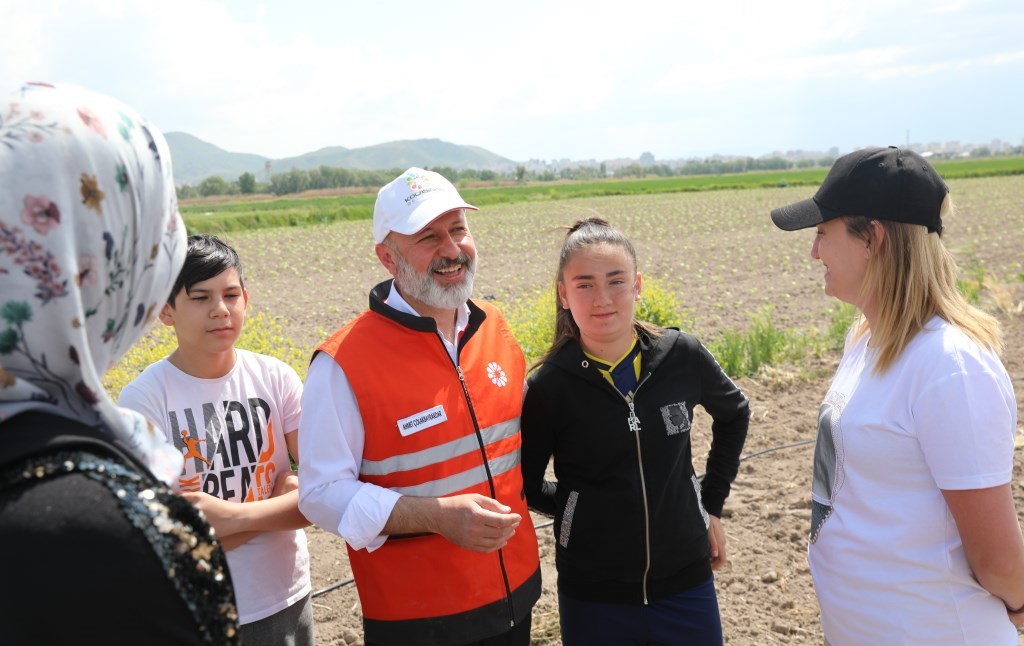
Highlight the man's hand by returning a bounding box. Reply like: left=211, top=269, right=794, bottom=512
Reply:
left=386, top=493, right=522, bottom=553
left=434, top=494, right=522, bottom=553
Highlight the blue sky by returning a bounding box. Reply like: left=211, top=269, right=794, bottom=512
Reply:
left=3, top=0, right=1022, bottom=162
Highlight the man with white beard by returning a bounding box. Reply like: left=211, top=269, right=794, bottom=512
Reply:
left=298, top=168, right=541, bottom=646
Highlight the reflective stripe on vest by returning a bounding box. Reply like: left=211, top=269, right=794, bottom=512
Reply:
left=366, top=428, right=522, bottom=497
left=360, top=417, right=519, bottom=478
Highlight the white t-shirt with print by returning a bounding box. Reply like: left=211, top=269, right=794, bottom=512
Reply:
left=808, top=316, right=1018, bottom=644
left=119, top=349, right=311, bottom=625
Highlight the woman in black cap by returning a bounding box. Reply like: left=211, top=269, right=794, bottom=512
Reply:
left=771, top=146, right=1024, bottom=643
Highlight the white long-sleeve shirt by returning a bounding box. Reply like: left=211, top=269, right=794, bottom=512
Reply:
left=297, top=285, right=469, bottom=551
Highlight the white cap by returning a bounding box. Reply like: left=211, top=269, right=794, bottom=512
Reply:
left=372, top=167, right=478, bottom=243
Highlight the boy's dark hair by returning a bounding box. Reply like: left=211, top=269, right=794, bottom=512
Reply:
left=167, top=234, right=245, bottom=306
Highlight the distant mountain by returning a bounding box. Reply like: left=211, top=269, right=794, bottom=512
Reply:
left=274, top=139, right=515, bottom=173
left=164, top=133, right=269, bottom=185
left=165, top=133, right=516, bottom=185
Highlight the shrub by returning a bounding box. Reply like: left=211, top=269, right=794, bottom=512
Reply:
left=707, top=306, right=808, bottom=379
left=104, top=323, right=177, bottom=398
left=746, top=307, right=792, bottom=373
left=956, top=261, right=986, bottom=305
left=501, top=277, right=689, bottom=365
left=499, top=288, right=556, bottom=366
left=104, top=310, right=311, bottom=399
left=711, top=330, right=746, bottom=378
left=824, top=302, right=858, bottom=351
left=636, top=278, right=690, bottom=330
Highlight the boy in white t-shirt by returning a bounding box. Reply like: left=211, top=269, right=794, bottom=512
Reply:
left=119, top=234, right=313, bottom=645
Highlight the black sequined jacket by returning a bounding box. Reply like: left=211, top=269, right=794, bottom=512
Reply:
left=0, top=411, right=240, bottom=644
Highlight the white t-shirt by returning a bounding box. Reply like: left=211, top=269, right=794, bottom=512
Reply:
left=119, top=349, right=311, bottom=625
left=808, top=316, right=1018, bottom=644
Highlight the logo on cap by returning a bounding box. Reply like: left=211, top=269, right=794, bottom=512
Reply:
left=402, top=170, right=445, bottom=204
left=405, top=171, right=432, bottom=191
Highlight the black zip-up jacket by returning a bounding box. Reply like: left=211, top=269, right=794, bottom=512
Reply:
left=521, top=328, right=750, bottom=604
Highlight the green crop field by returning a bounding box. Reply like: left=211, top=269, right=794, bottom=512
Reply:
left=111, top=174, right=1024, bottom=646
left=172, top=174, right=1024, bottom=357
left=179, top=157, right=1024, bottom=235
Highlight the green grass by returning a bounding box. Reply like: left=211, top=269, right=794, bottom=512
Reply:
left=180, top=157, right=1024, bottom=234
left=956, top=260, right=987, bottom=305
left=824, top=302, right=858, bottom=351
left=180, top=193, right=377, bottom=215
left=181, top=172, right=828, bottom=233
left=931, top=156, right=1024, bottom=178
left=180, top=195, right=376, bottom=233
left=706, top=306, right=811, bottom=379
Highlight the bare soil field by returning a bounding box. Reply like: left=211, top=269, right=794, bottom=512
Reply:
left=225, top=176, right=1024, bottom=645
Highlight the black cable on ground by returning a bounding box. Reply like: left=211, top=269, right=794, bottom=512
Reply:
left=737, top=438, right=815, bottom=463
left=311, top=438, right=817, bottom=599
left=313, top=576, right=355, bottom=599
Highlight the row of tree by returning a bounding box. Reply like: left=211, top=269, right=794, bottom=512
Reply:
left=176, top=145, right=1024, bottom=199
left=175, top=158, right=812, bottom=199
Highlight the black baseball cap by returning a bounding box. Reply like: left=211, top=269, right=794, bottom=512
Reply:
left=770, top=146, right=948, bottom=234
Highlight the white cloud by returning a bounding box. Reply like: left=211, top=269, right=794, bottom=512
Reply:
left=3, top=0, right=1021, bottom=160
left=660, top=47, right=891, bottom=87
left=866, top=49, right=1024, bottom=80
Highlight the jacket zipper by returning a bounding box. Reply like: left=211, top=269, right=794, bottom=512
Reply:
left=623, top=377, right=653, bottom=605
left=449, top=346, right=518, bottom=628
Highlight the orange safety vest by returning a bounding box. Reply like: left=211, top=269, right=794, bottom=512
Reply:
left=317, top=284, right=540, bottom=646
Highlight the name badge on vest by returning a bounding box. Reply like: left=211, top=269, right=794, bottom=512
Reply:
left=397, top=405, right=448, bottom=437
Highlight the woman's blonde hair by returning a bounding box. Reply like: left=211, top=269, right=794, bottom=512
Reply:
left=847, top=195, right=1001, bottom=373
left=530, top=217, right=661, bottom=371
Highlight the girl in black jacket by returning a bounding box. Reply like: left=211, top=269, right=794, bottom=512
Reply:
left=521, top=218, right=749, bottom=645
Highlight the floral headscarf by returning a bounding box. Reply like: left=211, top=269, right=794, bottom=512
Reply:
left=0, top=83, right=186, bottom=484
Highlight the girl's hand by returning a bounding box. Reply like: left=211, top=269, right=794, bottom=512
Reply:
left=708, top=515, right=727, bottom=570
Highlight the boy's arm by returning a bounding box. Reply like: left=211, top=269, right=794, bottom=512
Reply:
left=181, top=465, right=308, bottom=537
left=183, top=357, right=310, bottom=539
left=219, top=532, right=258, bottom=551
left=199, top=473, right=299, bottom=550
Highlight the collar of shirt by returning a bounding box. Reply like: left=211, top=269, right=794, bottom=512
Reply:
left=385, top=281, right=470, bottom=363
left=584, top=338, right=642, bottom=398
